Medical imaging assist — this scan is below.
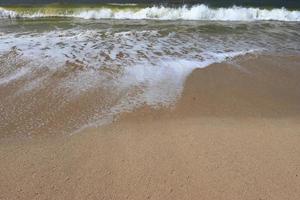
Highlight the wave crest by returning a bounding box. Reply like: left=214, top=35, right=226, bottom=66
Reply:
left=1, top=5, right=300, bottom=21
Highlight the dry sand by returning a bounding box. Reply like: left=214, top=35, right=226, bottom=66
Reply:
left=1, top=54, right=300, bottom=199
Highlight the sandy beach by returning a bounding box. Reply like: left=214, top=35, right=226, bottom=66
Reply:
left=1, top=54, right=300, bottom=199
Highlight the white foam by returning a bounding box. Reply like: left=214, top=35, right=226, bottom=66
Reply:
left=0, top=67, right=30, bottom=85
left=71, top=5, right=300, bottom=21
left=0, top=27, right=255, bottom=134
left=0, top=7, right=17, bottom=18
left=1, top=5, right=300, bottom=21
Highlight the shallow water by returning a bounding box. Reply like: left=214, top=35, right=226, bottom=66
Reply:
left=0, top=5, right=300, bottom=136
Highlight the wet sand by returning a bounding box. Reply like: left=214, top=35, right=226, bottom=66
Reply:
left=1, top=54, right=300, bottom=199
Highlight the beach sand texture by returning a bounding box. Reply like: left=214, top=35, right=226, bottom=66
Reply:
left=1, top=54, right=300, bottom=200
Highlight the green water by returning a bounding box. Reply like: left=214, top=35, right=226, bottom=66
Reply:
left=2, top=3, right=145, bottom=16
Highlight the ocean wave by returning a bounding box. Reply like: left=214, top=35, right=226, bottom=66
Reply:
left=1, top=5, right=300, bottom=21
left=0, top=7, right=18, bottom=18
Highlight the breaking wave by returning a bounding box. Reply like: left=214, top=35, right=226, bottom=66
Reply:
left=1, top=5, right=300, bottom=21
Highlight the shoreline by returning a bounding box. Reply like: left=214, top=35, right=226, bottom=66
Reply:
left=1, top=54, right=300, bottom=199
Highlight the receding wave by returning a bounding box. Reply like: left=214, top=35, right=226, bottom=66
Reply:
left=1, top=14, right=300, bottom=135
left=1, top=5, right=300, bottom=21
